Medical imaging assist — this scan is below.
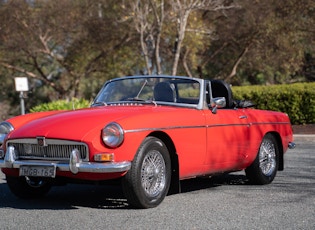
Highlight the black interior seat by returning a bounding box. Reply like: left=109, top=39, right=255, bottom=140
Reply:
left=154, top=82, right=176, bottom=102
left=211, top=80, right=234, bottom=108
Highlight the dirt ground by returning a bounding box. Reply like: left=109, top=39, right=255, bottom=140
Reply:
left=292, top=124, right=315, bottom=134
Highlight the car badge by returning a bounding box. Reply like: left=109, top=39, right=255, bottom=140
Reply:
left=37, top=136, right=47, bottom=147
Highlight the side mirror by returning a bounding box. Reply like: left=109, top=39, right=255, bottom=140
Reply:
left=211, top=97, right=226, bottom=114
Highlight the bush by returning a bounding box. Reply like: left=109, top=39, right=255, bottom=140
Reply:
left=232, top=82, right=315, bottom=125
left=30, top=98, right=90, bottom=112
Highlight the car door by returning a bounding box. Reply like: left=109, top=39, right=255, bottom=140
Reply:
left=202, top=79, right=251, bottom=173
left=203, top=108, right=250, bottom=173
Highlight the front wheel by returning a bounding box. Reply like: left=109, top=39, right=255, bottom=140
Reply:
left=122, top=137, right=171, bottom=209
left=245, top=134, right=279, bottom=185
left=6, top=176, right=52, bottom=199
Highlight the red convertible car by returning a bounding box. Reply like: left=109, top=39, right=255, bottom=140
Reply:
left=0, top=75, right=295, bottom=208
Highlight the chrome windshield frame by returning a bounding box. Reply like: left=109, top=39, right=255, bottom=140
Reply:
left=92, top=75, right=206, bottom=110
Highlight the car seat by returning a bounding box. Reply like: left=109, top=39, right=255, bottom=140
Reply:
left=154, top=82, right=176, bottom=102
left=211, top=79, right=234, bottom=108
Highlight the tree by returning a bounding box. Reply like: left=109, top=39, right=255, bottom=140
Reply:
left=0, top=0, right=314, bottom=120
left=200, top=0, right=315, bottom=84
left=123, top=0, right=238, bottom=76
left=0, top=0, right=137, bottom=110
left=0, top=0, right=85, bottom=100
left=170, top=0, right=237, bottom=76
left=121, top=0, right=165, bottom=75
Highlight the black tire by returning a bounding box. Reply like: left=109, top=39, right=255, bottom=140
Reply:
left=245, top=134, right=279, bottom=185
left=6, top=176, right=52, bottom=199
left=122, top=137, right=171, bottom=209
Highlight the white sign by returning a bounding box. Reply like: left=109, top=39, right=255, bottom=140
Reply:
left=14, top=77, right=29, bottom=91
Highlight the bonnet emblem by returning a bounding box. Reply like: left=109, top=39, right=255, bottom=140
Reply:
left=37, top=136, right=47, bottom=147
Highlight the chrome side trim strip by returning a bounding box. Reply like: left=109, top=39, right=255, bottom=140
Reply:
left=250, top=121, right=291, bottom=126
left=125, top=125, right=205, bottom=133
left=125, top=121, right=290, bottom=133
left=207, top=123, right=250, bottom=128
left=125, top=123, right=250, bottom=133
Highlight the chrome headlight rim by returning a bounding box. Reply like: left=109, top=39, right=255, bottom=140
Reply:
left=0, top=121, right=14, bottom=145
left=102, top=122, right=124, bottom=148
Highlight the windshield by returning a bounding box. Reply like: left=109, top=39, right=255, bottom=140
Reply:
left=93, top=76, right=201, bottom=107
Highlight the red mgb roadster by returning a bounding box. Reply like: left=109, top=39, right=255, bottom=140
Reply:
left=0, top=75, right=295, bottom=208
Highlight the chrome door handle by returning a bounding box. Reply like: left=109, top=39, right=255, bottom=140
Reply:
left=239, top=115, right=247, bottom=119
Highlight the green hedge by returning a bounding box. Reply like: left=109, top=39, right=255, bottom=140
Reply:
left=30, top=98, right=90, bottom=112
left=232, top=82, right=315, bottom=125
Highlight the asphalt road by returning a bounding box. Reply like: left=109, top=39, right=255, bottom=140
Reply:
left=0, top=135, right=314, bottom=230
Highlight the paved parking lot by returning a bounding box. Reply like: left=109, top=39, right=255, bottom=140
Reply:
left=0, top=135, right=314, bottom=230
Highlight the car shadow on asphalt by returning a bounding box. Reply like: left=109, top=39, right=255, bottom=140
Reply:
left=0, top=173, right=248, bottom=210
left=180, top=173, right=248, bottom=193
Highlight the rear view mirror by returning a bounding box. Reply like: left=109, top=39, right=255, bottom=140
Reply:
left=211, top=97, right=226, bottom=114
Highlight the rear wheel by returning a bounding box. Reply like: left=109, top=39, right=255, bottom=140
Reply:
left=6, top=176, right=52, bottom=199
left=122, top=137, right=171, bottom=208
left=245, top=134, right=279, bottom=185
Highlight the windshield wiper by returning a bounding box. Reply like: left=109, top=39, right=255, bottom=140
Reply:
left=91, top=101, right=107, bottom=107
left=136, top=80, right=148, bottom=98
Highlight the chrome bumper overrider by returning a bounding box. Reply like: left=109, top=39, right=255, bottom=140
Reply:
left=0, top=146, right=131, bottom=174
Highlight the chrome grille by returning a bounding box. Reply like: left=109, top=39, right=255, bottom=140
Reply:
left=7, top=138, right=88, bottom=161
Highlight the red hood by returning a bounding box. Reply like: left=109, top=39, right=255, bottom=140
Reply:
left=8, top=105, right=183, bottom=141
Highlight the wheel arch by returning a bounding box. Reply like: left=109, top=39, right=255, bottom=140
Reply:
left=267, top=131, right=284, bottom=171
left=148, top=131, right=180, bottom=195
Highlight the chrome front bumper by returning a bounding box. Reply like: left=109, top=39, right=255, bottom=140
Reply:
left=0, top=146, right=131, bottom=174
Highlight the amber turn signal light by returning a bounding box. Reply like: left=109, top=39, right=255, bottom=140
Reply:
left=94, top=153, right=114, bottom=162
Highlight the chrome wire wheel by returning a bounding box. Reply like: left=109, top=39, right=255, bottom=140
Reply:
left=122, top=137, right=171, bottom=208
left=245, top=134, right=279, bottom=185
left=141, top=150, right=166, bottom=198
left=259, top=139, right=276, bottom=176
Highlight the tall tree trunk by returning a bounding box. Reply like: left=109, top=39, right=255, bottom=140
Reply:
left=172, top=10, right=190, bottom=76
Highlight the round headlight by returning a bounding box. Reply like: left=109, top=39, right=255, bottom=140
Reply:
left=0, top=121, right=14, bottom=145
left=102, top=122, right=124, bottom=148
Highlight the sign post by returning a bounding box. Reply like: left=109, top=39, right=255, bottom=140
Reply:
left=14, top=77, right=29, bottom=115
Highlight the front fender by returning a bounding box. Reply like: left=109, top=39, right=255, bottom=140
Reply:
left=7, top=111, right=66, bottom=130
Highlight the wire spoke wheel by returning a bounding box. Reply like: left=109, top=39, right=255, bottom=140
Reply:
left=245, top=134, right=279, bottom=185
left=141, top=150, right=166, bottom=198
left=122, top=137, right=171, bottom=208
left=259, top=140, right=276, bottom=176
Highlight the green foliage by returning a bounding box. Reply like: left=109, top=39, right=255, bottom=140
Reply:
left=30, top=98, right=90, bottom=112
left=0, top=0, right=314, bottom=120
left=232, top=82, right=315, bottom=125
left=202, top=0, right=315, bottom=84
